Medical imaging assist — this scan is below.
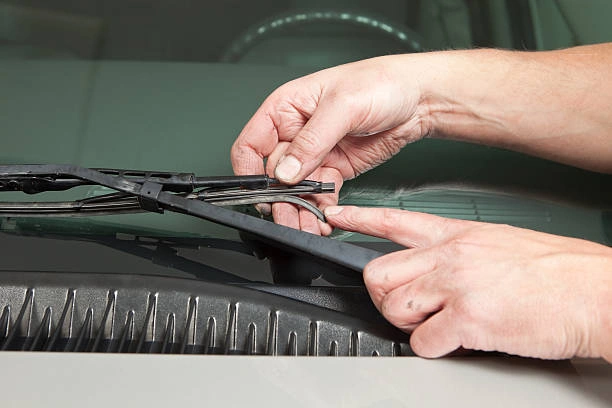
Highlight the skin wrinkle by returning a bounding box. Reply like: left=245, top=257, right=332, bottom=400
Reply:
left=334, top=143, right=358, bottom=180
left=273, top=106, right=306, bottom=141
left=260, top=113, right=280, bottom=155
left=234, top=144, right=264, bottom=174
left=293, top=126, right=324, bottom=156
left=353, top=95, right=377, bottom=133
left=338, top=136, right=399, bottom=176
left=322, top=149, right=355, bottom=181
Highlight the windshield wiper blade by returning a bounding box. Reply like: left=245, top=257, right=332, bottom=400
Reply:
left=0, top=165, right=383, bottom=273
left=0, top=167, right=334, bottom=220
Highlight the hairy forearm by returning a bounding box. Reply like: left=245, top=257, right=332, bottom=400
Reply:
left=402, top=44, right=612, bottom=173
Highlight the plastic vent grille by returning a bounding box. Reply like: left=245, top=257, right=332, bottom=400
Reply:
left=0, top=273, right=412, bottom=356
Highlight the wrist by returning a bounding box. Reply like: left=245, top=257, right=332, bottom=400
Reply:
left=411, top=48, right=523, bottom=144
left=398, top=45, right=612, bottom=172
left=370, top=49, right=528, bottom=142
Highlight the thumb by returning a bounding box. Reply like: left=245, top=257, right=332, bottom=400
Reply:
left=274, top=98, right=352, bottom=184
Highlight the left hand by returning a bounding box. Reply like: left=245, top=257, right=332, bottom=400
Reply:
left=324, top=206, right=612, bottom=362
left=230, top=56, right=430, bottom=235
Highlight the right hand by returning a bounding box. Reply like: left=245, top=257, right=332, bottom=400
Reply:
left=231, top=55, right=430, bottom=235
left=325, top=205, right=612, bottom=362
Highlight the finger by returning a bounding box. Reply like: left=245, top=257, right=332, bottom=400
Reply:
left=266, top=141, right=291, bottom=176
left=231, top=105, right=278, bottom=176
left=378, top=274, right=448, bottom=330
left=363, top=247, right=443, bottom=307
left=410, top=310, right=462, bottom=358
left=254, top=203, right=272, bottom=217
left=274, top=97, right=353, bottom=184
left=272, top=202, right=299, bottom=230
left=267, top=162, right=341, bottom=233
left=315, top=187, right=337, bottom=236
left=318, top=219, right=333, bottom=236
left=324, top=206, right=475, bottom=248
left=298, top=207, right=321, bottom=235
left=311, top=166, right=343, bottom=236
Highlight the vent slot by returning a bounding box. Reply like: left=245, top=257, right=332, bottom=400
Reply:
left=0, top=272, right=412, bottom=357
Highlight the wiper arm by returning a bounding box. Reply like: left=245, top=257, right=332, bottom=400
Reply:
left=0, top=165, right=383, bottom=273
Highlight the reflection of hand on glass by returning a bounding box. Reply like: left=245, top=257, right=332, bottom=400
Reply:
left=232, top=43, right=612, bottom=362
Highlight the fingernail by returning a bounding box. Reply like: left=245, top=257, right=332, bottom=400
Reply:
left=275, top=155, right=301, bottom=182
left=255, top=203, right=271, bottom=216
left=324, top=206, right=344, bottom=217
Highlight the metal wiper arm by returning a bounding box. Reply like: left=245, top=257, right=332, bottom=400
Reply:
left=0, top=165, right=382, bottom=273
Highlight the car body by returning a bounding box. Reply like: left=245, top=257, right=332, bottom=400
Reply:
left=1, top=0, right=611, bottom=406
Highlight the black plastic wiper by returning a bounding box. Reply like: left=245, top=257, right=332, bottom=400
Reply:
left=0, top=167, right=333, bottom=220
left=0, top=165, right=383, bottom=272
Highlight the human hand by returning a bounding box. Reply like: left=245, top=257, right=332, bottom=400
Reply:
left=324, top=205, right=612, bottom=362
left=231, top=56, right=429, bottom=235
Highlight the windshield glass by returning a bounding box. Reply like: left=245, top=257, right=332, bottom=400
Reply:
left=2, top=0, right=612, bottom=242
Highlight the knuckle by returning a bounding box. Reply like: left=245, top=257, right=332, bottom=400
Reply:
left=453, top=297, right=484, bottom=326
left=400, top=284, right=418, bottom=306
left=380, top=298, right=402, bottom=327
left=230, top=141, right=246, bottom=160
left=230, top=144, right=251, bottom=170
left=380, top=208, right=403, bottom=236
left=362, top=262, right=378, bottom=287
left=382, top=305, right=411, bottom=330
left=436, top=217, right=460, bottom=240
left=344, top=206, right=367, bottom=229
left=271, top=80, right=299, bottom=101
left=380, top=287, right=421, bottom=329
left=323, top=88, right=362, bottom=120
left=445, top=237, right=470, bottom=258
left=399, top=292, right=425, bottom=325
left=363, top=260, right=386, bottom=298
left=333, top=92, right=358, bottom=111
left=294, top=127, right=322, bottom=157
left=336, top=205, right=356, bottom=227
